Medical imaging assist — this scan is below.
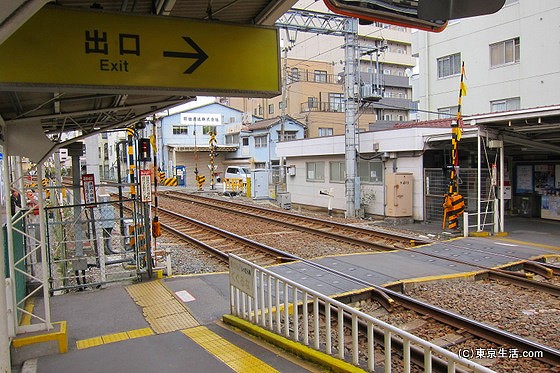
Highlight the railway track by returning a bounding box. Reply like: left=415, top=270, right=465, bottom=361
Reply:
left=155, top=206, right=296, bottom=267
left=161, top=191, right=428, bottom=250
left=308, top=260, right=560, bottom=369
left=117, top=190, right=559, bottom=369
left=152, top=199, right=560, bottom=368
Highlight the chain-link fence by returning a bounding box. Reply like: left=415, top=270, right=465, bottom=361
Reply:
left=424, top=168, right=494, bottom=226
left=45, top=195, right=148, bottom=293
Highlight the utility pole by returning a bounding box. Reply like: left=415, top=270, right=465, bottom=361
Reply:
left=344, top=18, right=359, bottom=217
left=276, top=9, right=359, bottom=217
left=279, top=29, right=296, bottom=193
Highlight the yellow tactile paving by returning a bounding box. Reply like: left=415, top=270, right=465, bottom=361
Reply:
left=182, top=326, right=279, bottom=373
left=76, top=328, right=155, bottom=350
left=127, top=327, right=154, bottom=339
left=76, top=336, right=104, bottom=350
left=126, top=280, right=199, bottom=334
left=102, top=331, right=129, bottom=344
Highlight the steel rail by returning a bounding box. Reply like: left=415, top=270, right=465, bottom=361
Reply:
left=156, top=206, right=296, bottom=266
left=295, top=258, right=560, bottom=366
left=125, top=193, right=559, bottom=365
left=162, top=191, right=423, bottom=251
left=317, top=300, right=470, bottom=373
left=483, top=270, right=560, bottom=297
left=155, top=204, right=396, bottom=309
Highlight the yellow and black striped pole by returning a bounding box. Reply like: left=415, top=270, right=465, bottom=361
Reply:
left=443, top=62, right=466, bottom=230
left=209, top=131, right=217, bottom=190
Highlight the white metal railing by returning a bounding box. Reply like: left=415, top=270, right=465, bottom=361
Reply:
left=462, top=208, right=496, bottom=237
left=228, top=254, right=494, bottom=372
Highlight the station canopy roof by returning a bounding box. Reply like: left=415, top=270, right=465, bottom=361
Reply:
left=0, top=0, right=297, bottom=162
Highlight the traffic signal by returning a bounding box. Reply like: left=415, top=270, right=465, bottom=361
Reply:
left=138, top=138, right=151, bottom=161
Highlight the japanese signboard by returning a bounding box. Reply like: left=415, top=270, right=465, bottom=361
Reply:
left=140, top=169, right=152, bottom=203
left=0, top=6, right=280, bottom=97
left=229, top=256, right=255, bottom=295
left=82, top=174, right=96, bottom=207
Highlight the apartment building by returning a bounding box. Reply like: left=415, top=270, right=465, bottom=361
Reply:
left=411, top=0, right=560, bottom=224
left=412, top=0, right=560, bottom=120
left=224, top=3, right=415, bottom=137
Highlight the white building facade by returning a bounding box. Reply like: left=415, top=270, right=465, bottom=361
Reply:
left=277, top=126, right=477, bottom=220
left=413, top=0, right=560, bottom=120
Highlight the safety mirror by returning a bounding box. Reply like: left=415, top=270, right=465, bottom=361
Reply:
left=323, top=0, right=506, bottom=32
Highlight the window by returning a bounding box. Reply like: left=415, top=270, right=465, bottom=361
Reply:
left=383, top=68, right=391, bottom=75
left=314, top=70, right=327, bottom=83
left=308, top=97, right=318, bottom=109
left=278, top=131, right=297, bottom=142
left=437, top=53, right=461, bottom=78
left=225, top=134, right=239, bottom=145
left=202, top=126, right=215, bottom=135
left=328, top=93, right=344, bottom=112
left=490, top=97, right=520, bottom=112
left=318, top=127, right=333, bottom=137
left=255, top=136, right=267, bottom=148
left=437, top=106, right=458, bottom=119
left=490, top=37, right=520, bottom=67
left=330, top=161, right=346, bottom=182
left=242, top=137, right=249, bottom=146
left=289, top=67, right=299, bottom=83
left=172, top=125, right=188, bottom=135
left=358, top=161, right=383, bottom=183
left=268, top=104, right=274, bottom=115
left=306, top=162, right=325, bottom=181
left=258, top=105, right=263, bottom=116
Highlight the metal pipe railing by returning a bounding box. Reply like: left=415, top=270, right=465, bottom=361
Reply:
left=228, top=254, right=494, bottom=373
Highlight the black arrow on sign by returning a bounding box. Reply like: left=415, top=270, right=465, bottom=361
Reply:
left=163, top=37, right=208, bottom=74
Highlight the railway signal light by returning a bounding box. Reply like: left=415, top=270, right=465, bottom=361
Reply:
left=138, top=138, right=151, bottom=161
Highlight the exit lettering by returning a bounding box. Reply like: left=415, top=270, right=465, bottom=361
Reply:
left=100, top=59, right=130, bottom=72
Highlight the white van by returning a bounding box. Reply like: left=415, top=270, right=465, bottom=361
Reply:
left=224, top=166, right=251, bottom=181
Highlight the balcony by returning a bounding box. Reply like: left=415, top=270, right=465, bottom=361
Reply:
left=288, top=70, right=341, bottom=85
left=300, top=101, right=377, bottom=114
left=366, top=97, right=414, bottom=111
left=301, top=101, right=344, bottom=113
left=358, top=72, right=411, bottom=89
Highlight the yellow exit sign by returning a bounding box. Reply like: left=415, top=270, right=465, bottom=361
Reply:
left=0, top=6, right=281, bottom=97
